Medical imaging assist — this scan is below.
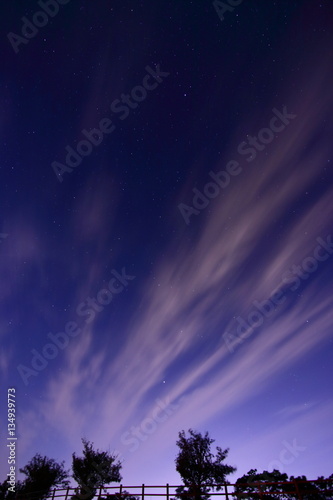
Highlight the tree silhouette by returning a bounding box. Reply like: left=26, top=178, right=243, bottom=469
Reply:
left=174, top=429, right=236, bottom=500
left=289, top=474, right=333, bottom=500
left=315, top=474, right=333, bottom=499
left=234, top=470, right=333, bottom=499
left=17, top=454, right=69, bottom=500
left=72, top=439, right=122, bottom=500
left=0, top=480, right=17, bottom=500
left=234, top=469, right=293, bottom=499
left=100, top=491, right=139, bottom=500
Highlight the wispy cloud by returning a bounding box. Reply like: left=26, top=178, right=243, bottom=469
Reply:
left=276, top=402, right=317, bottom=420
left=9, top=52, right=333, bottom=484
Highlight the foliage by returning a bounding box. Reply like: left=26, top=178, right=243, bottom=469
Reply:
left=72, top=438, right=122, bottom=500
left=0, top=480, right=16, bottom=500
left=174, top=429, right=236, bottom=500
left=289, top=474, right=333, bottom=500
left=234, top=469, right=293, bottom=499
left=315, top=474, right=333, bottom=499
left=1, top=432, right=332, bottom=500
left=17, top=454, right=69, bottom=500
left=234, top=470, right=333, bottom=499
left=100, top=491, right=139, bottom=500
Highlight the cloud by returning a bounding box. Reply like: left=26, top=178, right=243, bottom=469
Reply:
left=10, top=52, right=333, bottom=484
left=277, top=402, right=317, bottom=420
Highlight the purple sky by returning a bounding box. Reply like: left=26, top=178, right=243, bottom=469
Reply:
left=1, top=0, right=333, bottom=490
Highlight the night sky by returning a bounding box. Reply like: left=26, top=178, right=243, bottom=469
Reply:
left=1, top=0, right=333, bottom=488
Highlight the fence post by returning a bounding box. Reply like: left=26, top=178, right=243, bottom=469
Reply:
left=224, top=484, right=229, bottom=500
left=52, top=488, right=56, bottom=500
left=120, top=484, right=123, bottom=496
left=64, top=486, right=70, bottom=500
left=256, top=483, right=264, bottom=500
left=293, top=479, right=302, bottom=500
left=141, top=484, right=145, bottom=500
left=166, top=483, right=169, bottom=500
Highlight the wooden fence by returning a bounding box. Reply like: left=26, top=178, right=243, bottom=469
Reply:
left=14, top=479, right=333, bottom=500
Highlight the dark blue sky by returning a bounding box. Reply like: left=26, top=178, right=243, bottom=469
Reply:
left=1, top=0, right=333, bottom=487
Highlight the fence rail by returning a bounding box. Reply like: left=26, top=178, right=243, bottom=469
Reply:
left=14, top=479, right=333, bottom=500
